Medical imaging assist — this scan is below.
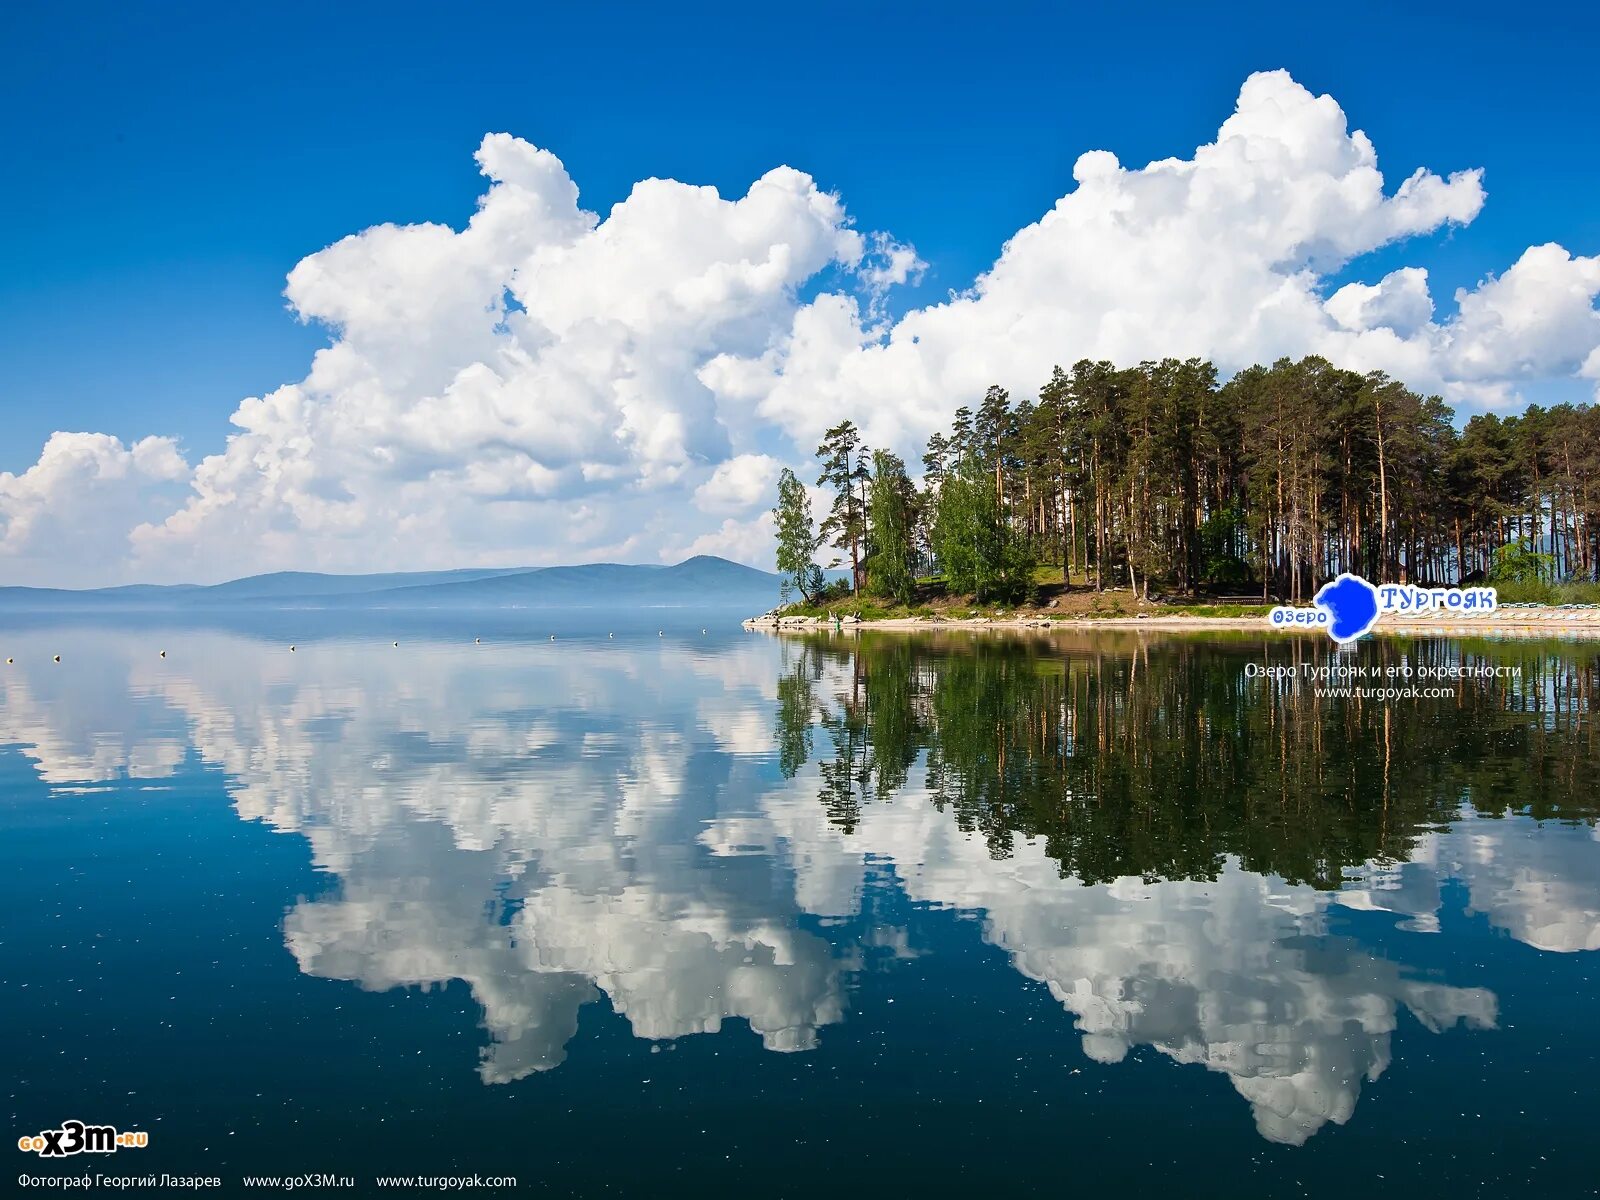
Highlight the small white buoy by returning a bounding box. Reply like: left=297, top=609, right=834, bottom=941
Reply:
left=657, top=630, right=664, bottom=637
left=550, top=634, right=556, bottom=641
left=289, top=645, right=296, bottom=653
left=159, top=650, right=166, bottom=659
left=393, top=641, right=399, bottom=647
left=53, top=655, right=61, bottom=663
left=475, top=638, right=481, bottom=644
left=608, top=632, right=614, bottom=639
left=701, top=628, right=706, bottom=635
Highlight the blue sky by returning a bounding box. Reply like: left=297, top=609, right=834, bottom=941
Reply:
left=1, top=1, right=1597, bottom=584
left=4, top=0, right=1597, bottom=467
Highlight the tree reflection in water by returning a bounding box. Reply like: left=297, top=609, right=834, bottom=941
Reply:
left=777, top=631, right=1599, bottom=887
left=3, top=625, right=1596, bottom=1147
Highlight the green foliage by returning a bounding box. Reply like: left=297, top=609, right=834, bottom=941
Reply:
left=774, top=635, right=1600, bottom=885
left=778, top=596, right=899, bottom=620
left=1555, top=581, right=1600, bottom=604
left=931, top=458, right=1036, bottom=603
left=865, top=450, right=916, bottom=605
left=814, top=577, right=853, bottom=603
left=1197, top=502, right=1251, bottom=589
left=1489, top=539, right=1555, bottom=585
left=1166, top=603, right=1274, bottom=617
left=1492, top=578, right=1555, bottom=604
left=930, top=468, right=981, bottom=594
left=816, top=421, right=870, bottom=591
left=796, top=358, right=1600, bottom=613
left=772, top=467, right=823, bottom=604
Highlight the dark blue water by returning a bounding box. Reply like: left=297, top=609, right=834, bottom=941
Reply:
left=4, top=619, right=1597, bottom=1196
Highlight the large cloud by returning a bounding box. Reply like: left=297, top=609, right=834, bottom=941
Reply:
left=709, top=71, right=1589, bottom=451
left=2, top=71, right=1597, bottom=586
left=0, top=433, right=189, bottom=587
left=120, top=138, right=869, bottom=584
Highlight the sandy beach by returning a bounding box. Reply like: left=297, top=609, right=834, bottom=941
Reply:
left=743, top=610, right=1600, bottom=637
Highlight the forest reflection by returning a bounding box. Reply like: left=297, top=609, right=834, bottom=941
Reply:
left=774, top=631, right=1600, bottom=886
left=7, top=624, right=1597, bottom=1147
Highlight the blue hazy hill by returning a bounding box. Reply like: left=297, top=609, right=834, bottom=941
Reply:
left=365, top=556, right=782, bottom=608
left=1314, top=574, right=1380, bottom=641
left=200, top=567, right=529, bottom=599
left=0, top=556, right=784, bottom=611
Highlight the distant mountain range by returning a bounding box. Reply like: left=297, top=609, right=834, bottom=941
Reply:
left=0, top=556, right=785, bottom=610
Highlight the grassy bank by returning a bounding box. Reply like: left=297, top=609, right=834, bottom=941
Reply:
left=771, top=570, right=1275, bottom=622
left=1490, top=579, right=1600, bottom=605
left=773, top=568, right=1600, bottom=622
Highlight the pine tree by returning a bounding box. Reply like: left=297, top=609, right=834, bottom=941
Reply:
left=804, top=355, right=1598, bottom=609
left=816, top=421, right=870, bottom=593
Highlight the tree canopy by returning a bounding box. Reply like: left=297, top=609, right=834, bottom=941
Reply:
left=779, top=355, right=1600, bottom=603
left=772, top=466, right=824, bottom=604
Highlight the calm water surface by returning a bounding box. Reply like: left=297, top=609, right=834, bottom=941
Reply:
left=4, top=617, right=1598, bottom=1195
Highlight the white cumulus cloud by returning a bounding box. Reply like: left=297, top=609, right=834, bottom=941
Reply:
left=692, top=453, right=782, bottom=514
left=0, top=433, right=189, bottom=587
left=2, top=70, right=1597, bottom=586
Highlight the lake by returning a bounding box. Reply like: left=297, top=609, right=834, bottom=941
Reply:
left=4, top=617, right=1598, bottom=1196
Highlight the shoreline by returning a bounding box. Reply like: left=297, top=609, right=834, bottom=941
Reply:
left=743, top=612, right=1600, bottom=637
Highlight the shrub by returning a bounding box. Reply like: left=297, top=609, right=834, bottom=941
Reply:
left=1489, top=540, right=1555, bottom=585
left=815, top=578, right=854, bottom=603
left=1492, top=578, right=1555, bottom=605
left=1554, top=581, right=1600, bottom=605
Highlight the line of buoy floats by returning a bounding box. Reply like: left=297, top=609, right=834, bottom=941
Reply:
left=5, top=620, right=1582, bottom=664
left=4, top=627, right=714, bottom=664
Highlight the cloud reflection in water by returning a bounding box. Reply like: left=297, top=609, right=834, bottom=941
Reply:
left=3, top=625, right=1595, bottom=1144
